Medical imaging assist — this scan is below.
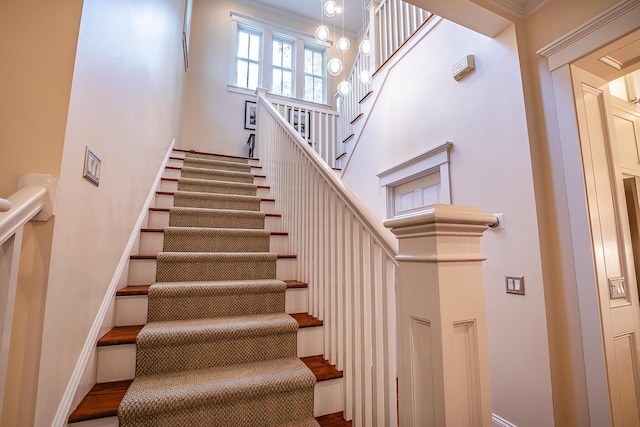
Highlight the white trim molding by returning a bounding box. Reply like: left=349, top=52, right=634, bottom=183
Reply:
left=51, top=139, right=176, bottom=426
left=537, top=0, right=640, bottom=70
left=493, top=413, right=518, bottom=427
left=378, top=141, right=453, bottom=219
left=484, top=0, right=550, bottom=19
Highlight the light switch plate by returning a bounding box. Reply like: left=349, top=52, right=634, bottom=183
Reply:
left=609, top=277, right=626, bottom=300
left=83, top=146, right=101, bottom=187
left=506, top=275, right=525, bottom=295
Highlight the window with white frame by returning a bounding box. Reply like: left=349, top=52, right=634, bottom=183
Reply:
left=304, top=46, right=325, bottom=104
left=236, top=26, right=262, bottom=90
left=377, top=142, right=453, bottom=219
left=272, top=37, right=294, bottom=97
left=230, top=13, right=329, bottom=105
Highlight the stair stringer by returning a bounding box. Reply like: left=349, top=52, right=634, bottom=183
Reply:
left=339, top=16, right=443, bottom=175
left=58, top=139, right=177, bottom=427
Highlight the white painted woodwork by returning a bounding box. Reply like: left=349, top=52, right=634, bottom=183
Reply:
left=572, top=65, right=640, bottom=426
left=139, top=229, right=289, bottom=254
left=0, top=174, right=57, bottom=420
left=257, top=93, right=398, bottom=426
left=612, top=98, right=640, bottom=176
left=384, top=204, right=495, bottom=427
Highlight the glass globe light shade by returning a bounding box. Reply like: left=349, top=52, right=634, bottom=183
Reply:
left=359, top=38, right=373, bottom=56
left=337, top=80, right=352, bottom=96
left=324, top=0, right=338, bottom=17
left=336, top=37, right=350, bottom=53
left=327, top=58, right=343, bottom=76
left=315, top=25, right=330, bottom=42
left=359, top=69, right=372, bottom=84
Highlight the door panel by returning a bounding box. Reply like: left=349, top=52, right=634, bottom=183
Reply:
left=572, top=65, right=640, bottom=426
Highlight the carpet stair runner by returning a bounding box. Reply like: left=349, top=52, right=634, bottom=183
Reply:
left=68, top=150, right=352, bottom=426
left=119, top=150, right=317, bottom=427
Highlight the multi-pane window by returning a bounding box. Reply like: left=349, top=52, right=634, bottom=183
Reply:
left=236, top=27, right=261, bottom=90
left=304, top=47, right=324, bottom=103
left=272, top=38, right=294, bottom=97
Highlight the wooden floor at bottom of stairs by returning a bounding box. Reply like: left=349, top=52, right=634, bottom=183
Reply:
left=69, top=355, right=350, bottom=426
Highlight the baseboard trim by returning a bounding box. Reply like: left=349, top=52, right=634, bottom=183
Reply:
left=493, top=413, right=517, bottom=427
left=51, top=139, right=176, bottom=427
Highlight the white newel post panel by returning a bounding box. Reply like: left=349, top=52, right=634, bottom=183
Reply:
left=384, top=204, right=494, bottom=427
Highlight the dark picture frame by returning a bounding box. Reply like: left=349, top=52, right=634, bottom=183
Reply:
left=244, top=100, right=257, bottom=130
left=287, top=108, right=311, bottom=140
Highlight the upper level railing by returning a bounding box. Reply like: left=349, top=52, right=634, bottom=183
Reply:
left=268, top=95, right=342, bottom=170
left=0, top=174, right=57, bottom=419
left=256, top=88, right=398, bottom=425
left=338, top=0, right=432, bottom=161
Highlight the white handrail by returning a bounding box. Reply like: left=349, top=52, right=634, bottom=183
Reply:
left=260, top=94, right=397, bottom=255
left=257, top=91, right=398, bottom=425
left=0, top=185, right=47, bottom=246
left=0, top=174, right=57, bottom=420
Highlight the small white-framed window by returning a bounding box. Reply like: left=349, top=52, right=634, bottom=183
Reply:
left=272, top=36, right=294, bottom=97
left=377, top=142, right=453, bottom=219
left=236, top=26, right=262, bottom=90
left=304, top=45, right=325, bottom=104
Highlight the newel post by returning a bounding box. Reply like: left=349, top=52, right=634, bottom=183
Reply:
left=384, top=204, right=495, bottom=427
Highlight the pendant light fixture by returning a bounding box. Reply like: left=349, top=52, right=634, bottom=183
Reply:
left=324, top=0, right=338, bottom=17
left=327, top=58, right=343, bottom=76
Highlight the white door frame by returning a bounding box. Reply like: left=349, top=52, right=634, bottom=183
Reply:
left=538, top=1, right=640, bottom=425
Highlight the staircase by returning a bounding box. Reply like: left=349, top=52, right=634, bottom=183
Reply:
left=68, top=149, right=350, bottom=426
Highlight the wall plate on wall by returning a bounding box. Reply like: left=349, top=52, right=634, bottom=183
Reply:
left=83, top=146, right=101, bottom=187
left=505, top=275, right=525, bottom=295
left=608, top=277, right=626, bottom=300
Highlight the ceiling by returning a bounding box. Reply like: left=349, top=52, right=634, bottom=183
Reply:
left=574, top=28, right=640, bottom=82
left=242, top=0, right=366, bottom=35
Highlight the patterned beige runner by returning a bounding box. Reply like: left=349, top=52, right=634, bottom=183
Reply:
left=185, top=151, right=249, bottom=164
left=119, top=151, right=318, bottom=427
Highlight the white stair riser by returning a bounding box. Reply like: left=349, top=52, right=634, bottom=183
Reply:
left=314, top=378, right=344, bottom=417
left=147, top=210, right=282, bottom=230
left=128, top=257, right=296, bottom=286
left=68, top=377, right=342, bottom=427
left=96, top=326, right=324, bottom=382
left=158, top=179, right=270, bottom=197
left=115, top=287, right=309, bottom=326
left=139, top=231, right=289, bottom=254
left=153, top=193, right=278, bottom=214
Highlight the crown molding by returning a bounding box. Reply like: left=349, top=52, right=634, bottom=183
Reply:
left=483, top=0, right=549, bottom=19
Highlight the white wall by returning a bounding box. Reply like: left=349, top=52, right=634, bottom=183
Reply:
left=180, top=0, right=356, bottom=157
left=33, top=0, right=187, bottom=424
left=342, top=20, right=554, bottom=427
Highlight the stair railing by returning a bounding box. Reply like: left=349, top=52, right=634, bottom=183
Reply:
left=268, top=95, right=342, bottom=170
left=256, top=88, right=399, bottom=426
left=338, top=0, right=432, bottom=164
left=0, top=174, right=57, bottom=419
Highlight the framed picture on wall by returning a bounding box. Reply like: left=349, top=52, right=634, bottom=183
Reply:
left=287, top=108, right=311, bottom=140
left=244, top=101, right=257, bottom=130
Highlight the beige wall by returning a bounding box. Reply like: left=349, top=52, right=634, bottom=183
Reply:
left=180, top=0, right=356, bottom=157
left=29, top=0, right=187, bottom=424
left=0, top=1, right=82, bottom=425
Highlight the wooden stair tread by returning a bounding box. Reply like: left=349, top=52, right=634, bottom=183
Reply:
left=116, top=284, right=151, bottom=296
left=148, top=207, right=281, bottom=217
left=98, top=325, right=143, bottom=346
left=68, top=380, right=132, bottom=423
left=284, top=280, right=307, bottom=288
left=350, top=113, right=364, bottom=124
left=300, top=355, right=343, bottom=381
left=359, top=90, right=374, bottom=104
left=116, top=280, right=306, bottom=297
left=155, top=190, right=274, bottom=202
left=341, top=134, right=354, bottom=144
left=316, top=412, right=353, bottom=426
left=289, top=313, right=323, bottom=328
left=140, top=228, right=288, bottom=236
left=70, top=372, right=344, bottom=424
